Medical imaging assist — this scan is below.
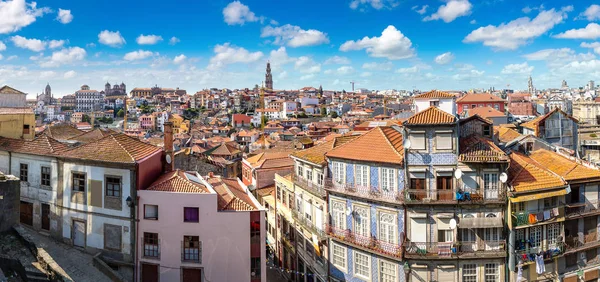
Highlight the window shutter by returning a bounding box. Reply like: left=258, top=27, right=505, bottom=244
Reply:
left=436, top=133, right=452, bottom=149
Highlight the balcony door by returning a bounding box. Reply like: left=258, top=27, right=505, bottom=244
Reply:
left=437, top=176, right=453, bottom=201
left=483, top=173, right=499, bottom=199
left=484, top=227, right=500, bottom=251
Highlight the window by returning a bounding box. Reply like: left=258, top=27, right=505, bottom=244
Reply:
left=333, top=162, right=344, bottom=184
left=438, top=229, right=453, bottom=242
left=332, top=243, right=346, bottom=270
left=297, top=165, right=303, bottom=178
left=184, top=207, right=199, bottom=222
left=547, top=223, right=560, bottom=247
left=494, top=104, right=500, bottom=110
left=355, top=165, right=369, bottom=188
left=463, top=264, right=477, bottom=282
left=544, top=197, right=558, bottom=208
left=430, top=100, right=439, bottom=107
left=306, top=242, right=315, bottom=258
left=436, top=132, right=453, bottom=150
left=380, top=168, right=396, bottom=192
left=317, top=173, right=323, bottom=186
left=41, top=166, right=51, bottom=186
left=354, top=251, right=370, bottom=279
left=105, top=176, right=121, bottom=197
left=72, top=172, right=85, bottom=192
left=409, top=132, right=426, bottom=150
left=463, top=105, right=468, bottom=111
left=483, top=173, right=498, bottom=190
left=143, top=232, right=159, bottom=258
left=251, top=221, right=261, bottom=243
left=379, top=212, right=397, bottom=244
left=19, top=163, right=28, bottom=182
left=353, top=206, right=369, bottom=237
left=379, top=260, right=397, bottom=282
left=483, top=125, right=491, bottom=137
left=485, top=263, right=499, bottom=282
left=471, top=104, right=476, bottom=109
left=306, top=169, right=313, bottom=182
left=530, top=226, right=542, bottom=248
left=182, top=236, right=201, bottom=263
left=332, top=201, right=346, bottom=230
left=23, top=124, right=30, bottom=134
left=144, top=205, right=158, bottom=220
left=251, top=257, right=261, bottom=279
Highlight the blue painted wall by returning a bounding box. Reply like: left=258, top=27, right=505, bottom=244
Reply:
left=329, top=244, right=405, bottom=282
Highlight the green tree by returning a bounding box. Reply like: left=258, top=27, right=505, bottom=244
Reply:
left=330, top=111, right=339, bottom=118
left=249, top=123, right=255, bottom=130
left=261, top=115, right=269, bottom=126
left=321, top=107, right=327, bottom=117
left=117, top=109, right=125, bottom=118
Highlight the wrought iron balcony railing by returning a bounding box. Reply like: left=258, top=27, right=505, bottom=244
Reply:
left=292, top=174, right=326, bottom=197
left=325, top=224, right=402, bottom=259
left=512, top=206, right=564, bottom=227
left=565, top=199, right=600, bottom=219
left=291, top=209, right=326, bottom=239
left=564, top=233, right=600, bottom=254
left=404, top=188, right=505, bottom=204
left=324, top=180, right=403, bottom=205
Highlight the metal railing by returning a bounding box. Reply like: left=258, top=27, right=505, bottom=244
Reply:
left=291, top=209, right=326, bottom=239
left=565, top=199, right=600, bottom=219
left=404, top=241, right=455, bottom=258
left=324, top=180, right=403, bottom=205
left=564, top=233, right=600, bottom=254
left=515, top=243, right=563, bottom=263
left=512, top=207, right=564, bottom=227
left=281, top=234, right=295, bottom=253
left=292, top=174, right=326, bottom=197
left=325, top=224, right=402, bottom=259
left=181, top=241, right=201, bottom=263
left=457, top=241, right=506, bottom=256
left=404, top=188, right=505, bottom=204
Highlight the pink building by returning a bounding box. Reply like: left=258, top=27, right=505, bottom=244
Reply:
left=139, top=114, right=155, bottom=131
left=137, top=170, right=266, bottom=282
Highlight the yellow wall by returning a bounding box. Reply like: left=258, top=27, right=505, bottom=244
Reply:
left=0, top=113, right=35, bottom=140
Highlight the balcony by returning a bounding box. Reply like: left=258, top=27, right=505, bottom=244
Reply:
left=515, top=244, right=563, bottom=264
left=291, top=209, right=326, bottom=240
left=281, top=234, right=296, bottom=253
left=457, top=241, right=506, bottom=258
left=512, top=207, right=564, bottom=228
left=325, top=224, right=402, bottom=260
left=404, top=188, right=505, bottom=205
left=564, top=233, right=600, bottom=255
left=324, top=180, right=403, bottom=205
left=404, top=241, right=456, bottom=259
left=565, top=200, right=600, bottom=219
left=292, top=174, right=326, bottom=197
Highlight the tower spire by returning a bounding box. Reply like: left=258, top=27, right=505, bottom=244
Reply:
left=265, top=61, right=273, bottom=90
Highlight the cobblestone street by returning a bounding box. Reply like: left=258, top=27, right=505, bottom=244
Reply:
left=17, top=226, right=111, bottom=282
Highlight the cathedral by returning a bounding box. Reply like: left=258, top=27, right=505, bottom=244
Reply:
left=36, top=83, right=55, bottom=105
left=265, top=62, right=273, bottom=90
left=104, top=82, right=127, bottom=96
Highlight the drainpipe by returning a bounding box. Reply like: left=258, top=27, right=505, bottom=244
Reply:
left=8, top=151, right=11, bottom=174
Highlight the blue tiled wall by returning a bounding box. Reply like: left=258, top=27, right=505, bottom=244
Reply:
left=329, top=244, right=406, bottom=282
left=370, top=166, right=379, bottom=187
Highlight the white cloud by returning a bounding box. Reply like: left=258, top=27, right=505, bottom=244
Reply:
left=581, top=42, right=600, bottom=54
left=554, top=23, right=600, bottom=40
left=261, top=24, right=329, bottom=47
left=336, top=66, right=354, bottom=75
left=278, top=70, right=288, bottom=79
left=464, top=7, right=571, bottom=50
left=501, top=62, right=534, bottom=74
left=6, top=55, right=16, bottom=61
left=136, top=34, right=163, bottom=45
left=452, top=69, right=484, bottom=81
left=340, top=25, right=415, bottom=60
left=124, top=50, right=156, bottom=61
left=295, top=56, right=321, bottom=73
left=173, top=54, right=186, bottom=64
left=270, top=19, right=279, bottom=25
left=411, top=5, right=428, bottom=15
left=324, top=55, right=351, bottom=65
left=360, top=72, right=372, bottom=77
left=0, top=41, right=5, bottom=51
left=40, top=70, right=56, bottom=79
left=56, top=9, right=73, bottom=24
left=48, top=39, right=65, bottom=49
left=169, top=37, right=180, bottom=45
left=208, top=43, right=263, bottom=69
left=63, top=70, right=76, bottom=78
left=0, top=54, right=3, bottom=60
left=0, top=0, right=50, bottom=34
left=40, top=47, right=86, bottom=67
left=362, top=61, right=393, bottom=70
left=582, top=5, right=600, bottom=21
left=349, top=0, right=398, bottom=10
left=396, top=66, right=419, bottom=73
left=11, top=35, right=45, bottom=51
left=300, top=74, right=315, bottom=81
left=269, top=47, right=296, bottom=67
left=98, top=30, right=126, bottom=47
left=523, top=48, right=576, bottom=60
left=470, top=19, right=476, bottom=24
left=424, top=0, right=472, bottom=23
left=434, top=52, right=454, bottom=65
left=223, top=1, right=260, bottom=25
left=522, top=6, right=533, bottom=14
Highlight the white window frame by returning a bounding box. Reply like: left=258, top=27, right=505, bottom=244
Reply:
left=380, top=167, right=397, bottom=193
left=332, top=243, right=347, bottom=271
left=409, top=132, right=426, bottom=150
left=378, top=211, right=397, bottom=244
left=485, top=263, right=499, bottom=282
left=306, top=168, right=313, bottom=182
left=355, top=164, right=370, bottom=188
left=531, top=226, right=542, bottom=248
left=547, top=223, right=560, bottom=247
left=483, top=173, right=499, bottom=190
left=353, top=250, right=371, bottom=280
left=353, top=204, right=369, bottom=237
left=331, top=201, right=346, bottom=230
left=379, top=259, right=398, bottom=282
left=462, top=263, right=478, bottom=282
left=435, top=131, right=453, bottom=150
left=333, top=162, right=345, bottom=184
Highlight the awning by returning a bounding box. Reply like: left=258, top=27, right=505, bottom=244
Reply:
left=314, top=243, right=321, bottom=257
left=509, top=188, right=568, bottom=203
left=458, top=217, right=503, bottom=229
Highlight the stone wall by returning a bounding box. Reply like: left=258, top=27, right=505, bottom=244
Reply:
left=174, top=153, right=221, bottom=176
left=0, top=174, right=20, bottom=233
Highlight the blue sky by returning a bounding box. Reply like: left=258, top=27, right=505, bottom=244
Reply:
left=2, top=0, right=600, bottom=97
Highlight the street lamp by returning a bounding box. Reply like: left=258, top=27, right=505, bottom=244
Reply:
left=126, top=196, right=134, bottom=207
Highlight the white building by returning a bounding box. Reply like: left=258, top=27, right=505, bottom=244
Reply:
left=76, top=85, right=105, bottom=112
left=413, top=90, right=456, bottom=115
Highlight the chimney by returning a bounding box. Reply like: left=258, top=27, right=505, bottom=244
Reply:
left=164, top=121, right=175, bottom=172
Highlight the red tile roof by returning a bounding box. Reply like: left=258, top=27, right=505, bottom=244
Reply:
left=207, top=177, right=257, bottom=211
left=146, top=170, right=209, bottom=193
left=292, top=135, right=360, bottom=165
left=456, top=93, right=505, bottom=103
left=494, top=126, right=522, bottom=143
left=413, top=90, right=455, bottom=99
left=507, top=151, right=567, bottom=192
left=246, top=151, right=294, bottom=169
left=459, top=135, right=508, bottom=163
left=405, top=106, right=456, bottom=125
left=326, top=126, right=403, bottom=165
left=0, top=134, right=69, bottom=156
left=44, top=124, right=84, bottom=140
left=529, top=149, right=600, bottom=182
left=63, top=133, right=162, bottom=164
left=466, top=107, right=506, bottom=118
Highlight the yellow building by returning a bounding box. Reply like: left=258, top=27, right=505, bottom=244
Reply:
left=168, top=114, right=186, bottom=134
left=0, top=108, right=35, bottom=140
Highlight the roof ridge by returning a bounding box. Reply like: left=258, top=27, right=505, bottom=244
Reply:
left=379, top=127, right=404, bottom=161
left=325, top=127, right=379, bottom=157
left=110, top=134, right=136, bottom=162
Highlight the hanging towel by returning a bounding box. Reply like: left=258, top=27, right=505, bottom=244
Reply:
left=535, top=254, right=545, bottom=274
left=552, top=207, right=559, bottom=217
left=543, top=210, right=551, bottom=220
left=529, top=213, right=537, bottom=224
left=537, top=212, right=544, bottom=221
left=517, top=265, right=523, bottom=282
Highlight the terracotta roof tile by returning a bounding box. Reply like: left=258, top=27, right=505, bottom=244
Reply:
left=495, top=126, right=522, bottom=143
left=466, top=107, right=506, bottom=118
left=292, top=135, right=360, bottom=165
left=456, top=93, right=505, bottom=103
left=0, top=134, right=69, bottom=156
left=507, top=151, right=566, bottom=192
left=529, top=149, right=600, bottom=182
left=68, top=128, right=114, bottom=143
left=63, top=133, right=162, bottom=164
left=405, top=106, right=456, bottom=125
left=207, top=177, right=257, bottom=211
left=44, top=124, right=84, bottom=140
left=459, top=135, right=508, bottom=163
left=413, top=90, right=455, bottom=99
left=326, top=126, right=403, bottom=165
left=146, top=170, right=209, bottom=193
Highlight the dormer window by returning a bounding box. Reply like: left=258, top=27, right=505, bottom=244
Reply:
left=430, top=100, right=439, bottom=107
left=483, top=125, right=492, bottom=137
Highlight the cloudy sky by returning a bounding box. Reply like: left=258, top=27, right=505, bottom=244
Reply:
left=2, top=0, right=600, bottom=97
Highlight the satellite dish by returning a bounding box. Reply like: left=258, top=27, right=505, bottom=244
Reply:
left=166, top=154, right=172, bottom=164
left=454, top=169, right=463, bottom=179
left=449, top=218, right=457, bottom=230
left=500, top=172, right=508, bottom=183
left=403, top=138, right=412, bottom=149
